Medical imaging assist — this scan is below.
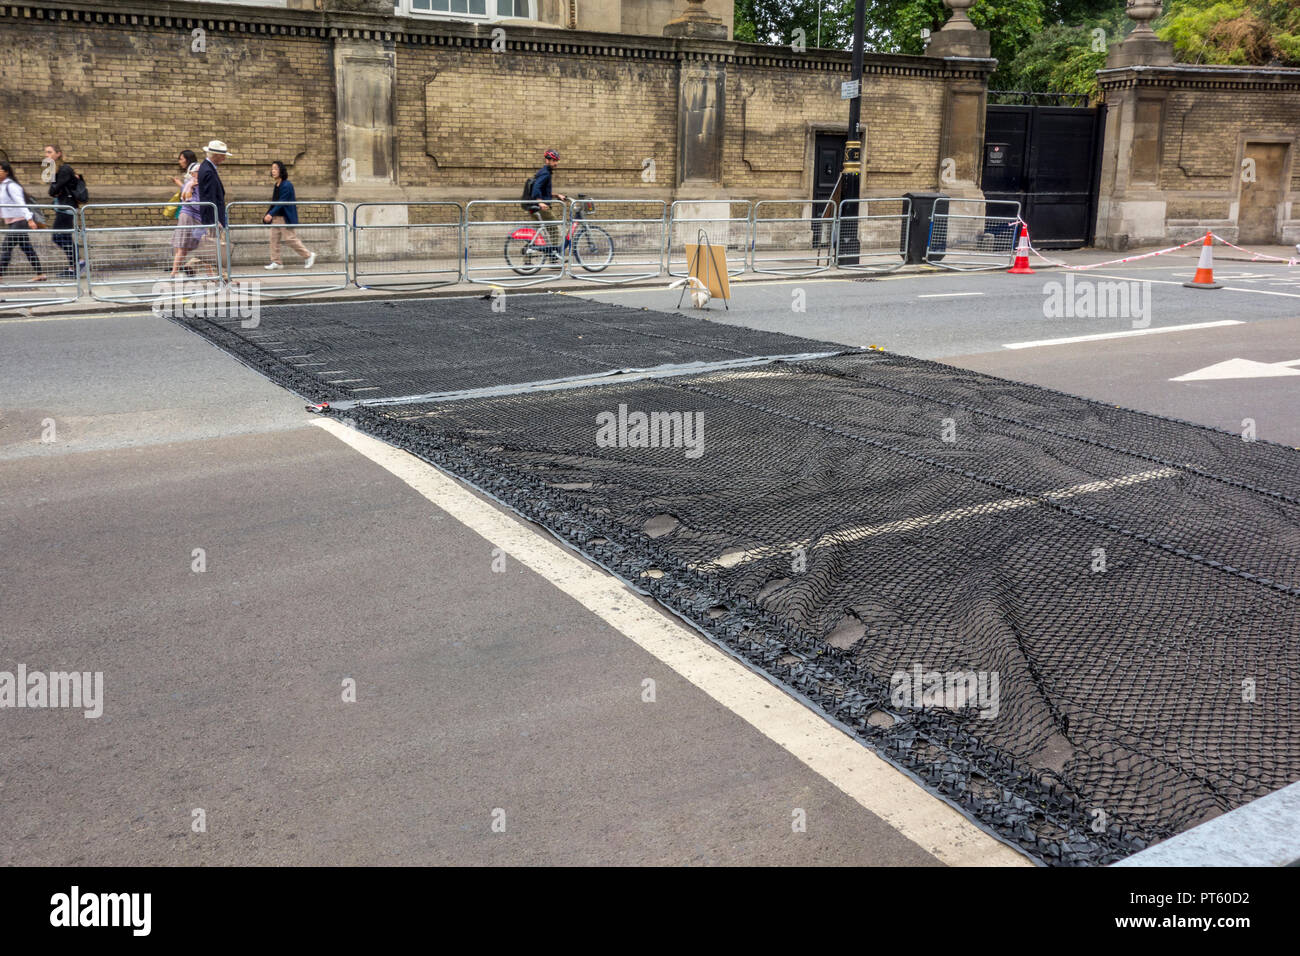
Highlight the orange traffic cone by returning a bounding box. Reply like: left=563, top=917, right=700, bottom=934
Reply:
left=1182, top=231, right=1222, bottom=289
left=1008, top=224, right=1035, bottom=274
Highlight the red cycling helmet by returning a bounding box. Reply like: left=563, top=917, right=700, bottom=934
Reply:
left=544, top=149, right=560, bottom=162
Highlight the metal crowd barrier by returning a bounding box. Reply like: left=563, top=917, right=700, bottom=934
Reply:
left=563, top=199, right=667, bottom=284
left=0, top=204, right=81, bottom=311
left=926, top=198, right=1022, bottom=271
left=82, top=202, right=223, bottom=303
left=225, top=201, right=348, bottom=298
left=465, top=199, right=569, bottom=287
left=751, top=200, right=836, bottom=276
left=667, top=200, right=751, bottom=278
left=352, top=202, right=464, bottom=290
left=837, top=197, right=911, bottom=273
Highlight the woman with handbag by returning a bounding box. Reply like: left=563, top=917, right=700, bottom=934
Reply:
left=170, top=162, right=211, bottom=279
left=0, top=161, right=46, bottom=282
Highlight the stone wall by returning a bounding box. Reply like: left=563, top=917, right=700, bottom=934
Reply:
left=0, top=0, right=985, bottom=215
left=1097, top=64, right=1300, bottom=248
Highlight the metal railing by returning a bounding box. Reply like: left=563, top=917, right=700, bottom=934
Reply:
left=465, top=200, right=570, bottom=287
left=82, top=202, right=223, bottom=302
left=0, top=205, right=81, bottom=311
left=352, top=202, right=464, bottom=290
left=667, top=200, right=751, bottom=278
left=16, top=195, right=1039, bottom=309
left=836, top=197, right=911, bottom=273
left=926, top=199, right=1023, bottom=271
left=225, top=201, right=348, bottom=298
left=751, top=200, right=836, bottom=276
left=563, top=199, right=667, bottom=284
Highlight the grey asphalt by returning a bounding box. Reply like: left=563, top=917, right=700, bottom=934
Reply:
left=4, top=252, right=1297, bottom=865
left=573, top=260, right=1300, bottom=359
left=0, top=310, right=938, bottom=866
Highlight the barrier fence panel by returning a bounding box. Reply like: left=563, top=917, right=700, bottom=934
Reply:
left=0, top=204, right=81, bottom=310
left=751, top=200, right=836, bottom=276
left=352, top=202, right=464, bottom=290
left=836, top=197, right=911, bottom=273
left=563, top=198, right=666, bottom=284
left=82, top=202, right=222, bottom=303
left=667, top=200, right=752, bottom=277
left=225, top=201, right=348, bottom=298
left=465, top=200, right=569, bottom=287
left=926, top=198, right=1022, bottom=271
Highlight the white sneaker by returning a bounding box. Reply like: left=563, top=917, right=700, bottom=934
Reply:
left=303, top=253, right=316, bottom=270
left=265, top=262, right=283, bottom=271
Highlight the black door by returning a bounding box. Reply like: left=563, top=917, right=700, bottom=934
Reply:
left=814, top=133, right=845, bottom=204
left=982, top=105, right=1105, bottom=248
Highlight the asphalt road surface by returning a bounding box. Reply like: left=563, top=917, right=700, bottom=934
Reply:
left=3, top=256, right=1297, bottom=865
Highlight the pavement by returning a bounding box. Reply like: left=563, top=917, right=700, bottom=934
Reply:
left=3, top=238, right=1297, bottom=866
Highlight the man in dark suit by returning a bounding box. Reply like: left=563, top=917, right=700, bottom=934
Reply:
left=197, top=139, right=231, bottom=230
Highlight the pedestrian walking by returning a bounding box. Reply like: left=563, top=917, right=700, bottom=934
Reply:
left=192, top=141, right=231, bottom=282
left=196, top=140, right=230, bottom=230
left=262, top=160, right=315, bottom=270
left=43, top=145, right=81, bottom=277
left=170, top=162, right=213, bottom=279
left=0, top=161, right=46, bottom=282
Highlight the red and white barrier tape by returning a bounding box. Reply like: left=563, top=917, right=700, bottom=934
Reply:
left=1209, top=233, right=1300, bottom=266
left=1016, top=220, right=1299, bottom=270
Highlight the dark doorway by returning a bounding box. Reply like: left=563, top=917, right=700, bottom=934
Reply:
left=813, top=132, right=846, bottom=205
left=982, top=102, right=1105, bottom=249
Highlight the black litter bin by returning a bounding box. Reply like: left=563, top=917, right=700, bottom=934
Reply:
left=903, top=192, right=948, bottom=264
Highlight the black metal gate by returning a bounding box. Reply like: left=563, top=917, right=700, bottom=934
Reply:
left=982, top=97, right=1105, bottom=249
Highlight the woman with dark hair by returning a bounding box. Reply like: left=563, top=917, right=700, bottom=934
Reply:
left=44, top=144, right=81, bottom=277
left=0, top=161, right=46, bottom=282
left=170, top=162, right=212, bottom=279
left=170, top=150, right=198, bottom=191
left=262, top=160, right=314, bottom=270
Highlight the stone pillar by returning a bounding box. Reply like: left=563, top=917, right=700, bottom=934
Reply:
left=926, top=0, right=991, bottom=59
left=1106, top=1, right=1174, bottom=68
left=333, top=35, right=400, bottom=226
left=1094, top=2, right=1175, bottom=248
left=663, top=0, right=728, bottom=40
left=676, top=60, right=726, bottom=193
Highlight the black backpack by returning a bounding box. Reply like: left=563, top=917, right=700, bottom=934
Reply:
left=71, top=173, right=89, bottom=206
left=520, top=175, right=537, bottom=212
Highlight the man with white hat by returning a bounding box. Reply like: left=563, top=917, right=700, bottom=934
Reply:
left=197, top=140, right=231, bottom=231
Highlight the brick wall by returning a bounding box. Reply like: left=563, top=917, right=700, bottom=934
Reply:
left=0, top=1, right=968, bottom=211
left=1098, top=65, right=1300, bottom=246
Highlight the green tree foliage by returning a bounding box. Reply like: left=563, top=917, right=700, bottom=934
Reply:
left=1157, top=0, right=1300, bottom=65
left=731, top=0, right=1297, bottom=89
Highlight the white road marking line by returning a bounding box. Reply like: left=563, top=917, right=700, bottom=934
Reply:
left=918, top=292, right=984, bottom=298
left=699, top=468, right=1178, bottom=571
left=1003, top=320, right=1242, bottom=350
left=1085, top=271, right=1300, bottom=298
left=311, top=418, right=1030, bottom=867
left=1171, top=357, right=1300, bottom=381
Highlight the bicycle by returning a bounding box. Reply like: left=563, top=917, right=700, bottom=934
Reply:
left=504, top=195, right=614, bottom=276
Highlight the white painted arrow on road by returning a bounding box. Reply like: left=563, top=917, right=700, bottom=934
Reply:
left=1171, top=358, right=1300, bottom=381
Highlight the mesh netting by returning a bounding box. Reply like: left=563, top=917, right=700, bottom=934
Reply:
left=172, top=295, right=1300, bottom=865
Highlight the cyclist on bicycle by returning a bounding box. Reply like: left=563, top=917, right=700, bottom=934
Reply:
left=531, top=149, right=567, bottom=259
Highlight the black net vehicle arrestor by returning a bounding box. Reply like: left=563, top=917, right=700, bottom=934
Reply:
left=172, top=294, right=1300, bottom=866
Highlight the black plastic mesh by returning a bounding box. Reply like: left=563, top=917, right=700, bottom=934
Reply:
left=190, top=295, right=842, bottom=402
left=172, top=295, right=1300, bottom=865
